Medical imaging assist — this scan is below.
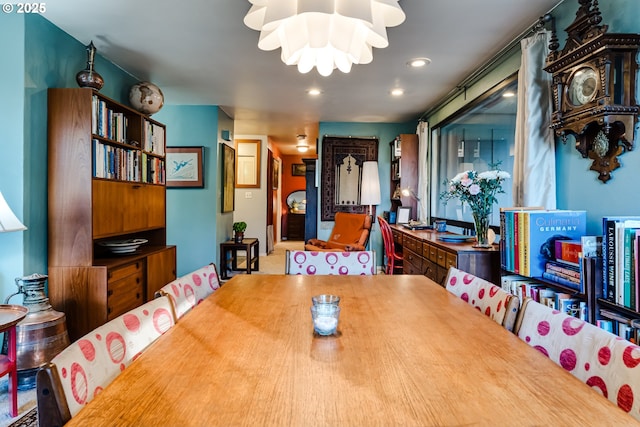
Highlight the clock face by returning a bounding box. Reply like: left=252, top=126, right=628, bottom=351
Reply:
left=568, top=67, right=598, bottom=106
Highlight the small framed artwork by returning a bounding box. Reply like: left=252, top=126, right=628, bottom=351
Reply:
left=292, top=163, right=306, bottom=176
left=236, top=139, right=261, bottom=188
left=166, top=146, right=204, bottom=188
left=221, top=144, right=235, bottom=213
left=396, top=206, right=412, bottom=224
left=272, top=158, right=280, bottom=189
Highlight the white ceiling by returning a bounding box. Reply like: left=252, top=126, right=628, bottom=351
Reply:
left=43, top=0, right=562, bottom=154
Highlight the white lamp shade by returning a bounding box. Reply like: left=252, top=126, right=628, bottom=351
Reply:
left=244, top=0, right=405, bottom=76
left=360, top=161, right=381, bottom=205
left=0, top=191, right=26, bottom=232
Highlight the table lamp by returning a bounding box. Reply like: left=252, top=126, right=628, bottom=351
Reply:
left=361, top=161, right=381, bottom=218
left=400, top=187, right=427, bottom=223
left=0, top=191, right=26, bottom=232
left=361, top=161, right=381, bottom=255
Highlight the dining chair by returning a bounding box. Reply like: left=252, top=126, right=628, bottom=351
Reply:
left=445, top=267, right=520, bottom=331
left=516, top=298, right=640, bottom=421
left=377, top=215, right=403, bottom=275
left=36, top=295, right=175, bottom=427
left=304, top=212, right=372, bottom=252
left=285, top=250, right=376, bottom=275
left=155, top=263, right=221, bottom=319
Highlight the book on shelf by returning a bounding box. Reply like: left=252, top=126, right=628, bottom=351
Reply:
left=601, top=216, right=640, bottom=306
left=501, top=209, right=586, bottom=279
left=542, top=271, right=581, bottom=292
left=555, top=240, right=581, bottom=266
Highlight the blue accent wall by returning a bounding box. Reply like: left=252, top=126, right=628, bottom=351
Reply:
left=154, top=106, right=221, bottom=276
left=552, top=0, right=640, bottom=234
left=0, top=14, right=26, bottom=303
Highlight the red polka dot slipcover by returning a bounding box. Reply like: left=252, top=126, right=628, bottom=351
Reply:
left=50, top=295, right=175, bottom=417
left=157, top=264, right=221, bottom=319
left=517, top=298, right=640, bottom=421
left=445, top=267, right=520, bottom=331
left=285, top=250, right=376, bottom=275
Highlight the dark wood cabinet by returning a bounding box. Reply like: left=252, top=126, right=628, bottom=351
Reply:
left=286, top=213, right=305, bottom=241
left=390, top=134, right=418, bottom=220
left=47, top=88, right=176, bottom=340
left=391, top=225, right=500, bottom=285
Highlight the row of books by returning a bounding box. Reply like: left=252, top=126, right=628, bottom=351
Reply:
left=598, top=309, right=640, bottom=343
left=93, top=139, right=140, bottom=182
left=142, top=154, right=165, bottom=185
left=501, top=275, right=587, bottom=320
left=92, top=95, right=128, bottom=143
left=601, top=216, right=640, bottom=310
left=144, top=121, right=165, bottom=156
left=499, top=208, right=587, bottom=278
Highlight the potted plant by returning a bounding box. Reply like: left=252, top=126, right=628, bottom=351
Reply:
left=233, top=221, right=247, bottom=243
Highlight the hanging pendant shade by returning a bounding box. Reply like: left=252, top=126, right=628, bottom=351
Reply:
left=244, top=0, right=405, bottom=76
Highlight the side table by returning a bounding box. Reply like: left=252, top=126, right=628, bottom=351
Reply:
left=0, top=305, right=28, bottom=417
left=219, top=238, right=260, bottom=280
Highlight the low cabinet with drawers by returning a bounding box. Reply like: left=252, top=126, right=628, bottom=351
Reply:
left=390, top=225, right=500, bottom=285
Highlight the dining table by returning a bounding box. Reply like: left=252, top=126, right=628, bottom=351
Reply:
left=65, top=274, right=637, bottom=426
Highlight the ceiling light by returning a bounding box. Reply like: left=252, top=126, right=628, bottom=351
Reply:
left=391, top=88, right=404, bottom=96
left=243, top=0, right=406, bottom=77
left=502, top=91, right=516, bottom=98
left=407, top=57, right=431, bottom=68
left=308, top=88, right=322, bottom=96
left=296, top=134, right=309, bottom=152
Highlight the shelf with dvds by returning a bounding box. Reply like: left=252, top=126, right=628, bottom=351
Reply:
left=389, top=134, right=418, bottom=220
left=47, top=88, right=175, bottom=340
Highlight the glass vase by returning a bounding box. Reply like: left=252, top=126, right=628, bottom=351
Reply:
left=472, top=211, right=492, bottom=248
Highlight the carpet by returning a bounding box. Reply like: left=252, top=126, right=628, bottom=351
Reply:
left=0, top=377, right=37, bottom=427
left=6, top=408, right=35, bottom=427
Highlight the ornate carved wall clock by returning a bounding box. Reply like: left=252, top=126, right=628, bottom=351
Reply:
left=544, top=0, right=640, bottom=182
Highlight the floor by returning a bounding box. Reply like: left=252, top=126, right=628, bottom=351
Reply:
left=0, top=377, right=36, bottom=427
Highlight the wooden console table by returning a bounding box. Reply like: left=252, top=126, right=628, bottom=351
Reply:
left=219, top=238, right=260, bottom=280
left=390, top=224, right=500, bottom=285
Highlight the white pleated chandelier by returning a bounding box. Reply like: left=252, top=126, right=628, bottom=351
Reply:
left=243, top=0, right=406, bottom=77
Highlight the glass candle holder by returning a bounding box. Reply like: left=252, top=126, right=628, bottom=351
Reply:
left=310, top=303, right=340, bottom=335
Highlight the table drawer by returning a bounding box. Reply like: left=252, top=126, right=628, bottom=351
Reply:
left=427, top=243, right=438, bottom=262
left=404, top=249, right=423, bottom=275
left=108, top=273, right=144, bottom=320
left=108, top=261, right=143, bottom=282
left=392, top=230, right=403, bottom=246
left=445, top=252, right=457, bottom=269
left=436, top=248, right=447, bottom=267
left=403, top=235, right=421, bottom=254
left=423, top=258, right=438, bottom=282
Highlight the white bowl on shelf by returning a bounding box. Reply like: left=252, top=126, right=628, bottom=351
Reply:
left=99, top=238, right=148, bottom=254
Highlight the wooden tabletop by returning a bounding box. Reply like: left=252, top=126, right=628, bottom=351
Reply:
left=66, top=274, right=636, bottom=426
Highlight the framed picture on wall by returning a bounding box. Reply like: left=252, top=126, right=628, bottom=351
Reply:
left=166, top=146, right=204, bottom=188
left=272, top=158, right=280, bottom=189
left=292, top=163, right=306, bottom=176
left=221, top=144, right=235, bottom=213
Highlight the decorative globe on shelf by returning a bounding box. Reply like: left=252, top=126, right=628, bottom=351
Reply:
left=129, top=81, right=164, bottom=115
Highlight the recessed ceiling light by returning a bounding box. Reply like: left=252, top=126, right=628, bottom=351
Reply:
left=407, top=57, right=431, bottom=68
left=308, top=88, right=322, bottom=96
left=391, top=88, right=404, bottom=96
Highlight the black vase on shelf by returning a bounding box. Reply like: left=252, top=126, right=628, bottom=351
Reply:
left=76, top=41, right=104, bottom=90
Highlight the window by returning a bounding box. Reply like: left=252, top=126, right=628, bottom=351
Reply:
left=432, top=75, right=517, bottom=229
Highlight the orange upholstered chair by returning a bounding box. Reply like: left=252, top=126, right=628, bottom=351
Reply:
left=305, top=212, right=372, bottom=252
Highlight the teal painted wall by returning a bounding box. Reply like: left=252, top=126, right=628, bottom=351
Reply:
left=316, top=121, right=416, bottom=263
left=0, top=14, right=26, bottom=304
left=553, top=0, right=640, bottom=234
left=154, top=106, right=222, bottom=276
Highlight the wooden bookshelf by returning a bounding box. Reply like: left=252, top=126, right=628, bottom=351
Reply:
left=47, top=88, right=176, bottom=340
